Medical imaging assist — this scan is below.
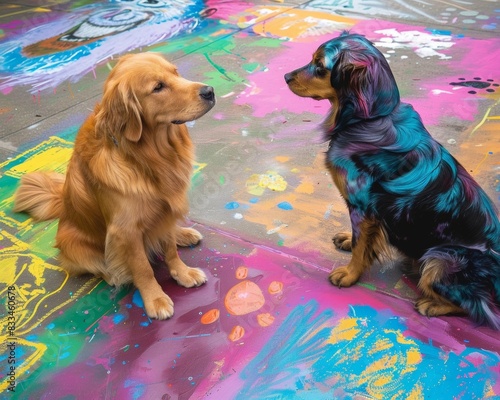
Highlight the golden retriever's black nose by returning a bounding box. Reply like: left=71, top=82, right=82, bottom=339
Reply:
left=200, top=86, right=215, bottom=102
left=284, top=73, right=293, bottom=84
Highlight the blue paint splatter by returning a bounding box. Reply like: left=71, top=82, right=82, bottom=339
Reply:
left=249, top=197, right=259, bottom=204
left=113, top=313, right=125, bottom=324
left=225, top=201, right=240, bottom=210
left=47, top=323, right=55, bottom=330
left=140, top=321, right=150, bottom=327
left=237, top=300, right=500, bottom=399
left=132, top=290, right=144, bottom=308
left=426, top=28, right=452, bottom=36
left=277, top=201, right=293, bottom=210
left=124, top=379, right=146, bottom=400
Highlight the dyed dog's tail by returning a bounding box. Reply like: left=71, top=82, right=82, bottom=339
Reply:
left=421, top=246, right=500, bottom=329
left=13, top=172, right=65, bottom=221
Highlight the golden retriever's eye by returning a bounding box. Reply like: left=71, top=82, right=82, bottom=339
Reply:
left=153, top=82, right=165, bottom=93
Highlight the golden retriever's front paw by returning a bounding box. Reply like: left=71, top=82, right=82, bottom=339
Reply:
left=173, top=267, right=207, bottom=288
left=329, top=266, right=359, bottom=287
left=333, top=232, right=352, bottom=251
left=176, top=227, right=203, bottom=247
left=144, top=294, right=174, bottom=320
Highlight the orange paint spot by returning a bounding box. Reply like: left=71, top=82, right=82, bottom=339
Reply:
left=225, top=280, right=265, bottom=315
left=275, top=156, right=290, bottom=163
left=200, top=309, right=220, bottom=325
left=235, top=266, right=248, bottom=280
left=268, top=281, right=283, bottom=295
left=295, top=181, right=315, bottom=194
left=228, top=325, right=245, bottom=342
left=257, top=313, right=275, bottom=327
left=246, top=7, right=355, bottom=39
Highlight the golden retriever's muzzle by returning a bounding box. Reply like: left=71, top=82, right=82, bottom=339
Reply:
left=172, top=85, right=215, bottom=125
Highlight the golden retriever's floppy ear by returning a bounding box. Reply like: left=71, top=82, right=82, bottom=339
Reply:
left=96, top=80, right=143, bottom=143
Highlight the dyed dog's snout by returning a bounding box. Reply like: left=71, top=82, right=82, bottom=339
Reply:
left=284, top=72, right=294, bottom=84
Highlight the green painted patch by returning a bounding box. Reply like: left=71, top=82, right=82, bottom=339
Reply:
left=249, top=37, right=284, bottom=48
left=243, top=62, right=260, bottom=73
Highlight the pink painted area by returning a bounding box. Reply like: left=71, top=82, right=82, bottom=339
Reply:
left=1, top=86, right=13, bottom=95
left=238, top=19, right=500, bottom=125
left=28, top=235, right=500, bottom=399
left=206, top=0, right=255, bottom=21
left=354, top=20, right=500, bottom=126
left=234, top=40, right=331, bottom=118
left=87, top=356, right=113, bottom=372
left=493, top=364, right=500, bottom=393
left=212, top=112, right=225, bottom=120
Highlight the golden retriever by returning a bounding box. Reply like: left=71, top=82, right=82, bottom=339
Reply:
left=13, top=53, right=216, bottom=320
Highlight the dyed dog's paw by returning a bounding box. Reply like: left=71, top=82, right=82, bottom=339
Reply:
left=144, top=294, right=174, bottom=320
left=415, top=298, right=465, bottom=317
left=333, top=232, right=352, bottom=251
left=329, top=266, right=359, bottom=287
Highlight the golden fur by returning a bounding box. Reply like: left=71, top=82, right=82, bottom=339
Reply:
left=13, top=53, right=215, bottom=320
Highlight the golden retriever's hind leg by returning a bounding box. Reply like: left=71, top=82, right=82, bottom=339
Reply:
left=416, top=258, right=466, bottom=317
left=175, top=226, right=202, bottom=247
left=56, top=224, right=115, bottom=282
left=333, top=232, right=352, bottom=251
left=329, top=219, right=387, bottom=287
left=58, top=251, right=111, bottom=282
left=164, top=236, right=207, bottom=288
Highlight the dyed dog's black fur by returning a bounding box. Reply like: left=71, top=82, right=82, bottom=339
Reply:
left=285, top=31, right=500, bottom=328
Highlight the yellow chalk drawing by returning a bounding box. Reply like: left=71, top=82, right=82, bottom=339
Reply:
left=246, top=170, right=288, bottom=195
left=193, top=161, right=207, bottom=175
left=0, top=338, right=47, bottom=392
left=0, top=230, right=81, bottom=391
left=0, top=233, right=67, bottom=333
left=0, top=136, right=81, bottom=391
left=327, top=317, right=361, bottom=344
left=468, top=97, right=500, bottom=138
left=2, top=136, right=73, bottom=179
left=326, top=317, right=425, bottom=400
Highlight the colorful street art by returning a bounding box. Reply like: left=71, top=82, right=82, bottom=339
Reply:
left=1, top=0, right=499, bottom=399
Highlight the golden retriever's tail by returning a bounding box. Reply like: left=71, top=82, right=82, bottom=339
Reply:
left=13, top=172, right=65, bottom=221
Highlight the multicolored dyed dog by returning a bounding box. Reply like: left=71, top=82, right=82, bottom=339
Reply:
left=285, top=31, right=500, bottom=328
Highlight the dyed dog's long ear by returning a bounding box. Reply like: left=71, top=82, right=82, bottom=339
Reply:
left=96, top=80, right=143, bottom=143
left=331, top=44, right=400, bottom=125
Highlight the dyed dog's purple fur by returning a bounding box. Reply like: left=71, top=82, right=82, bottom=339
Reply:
left=285, top=32, right=500, bottom=328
